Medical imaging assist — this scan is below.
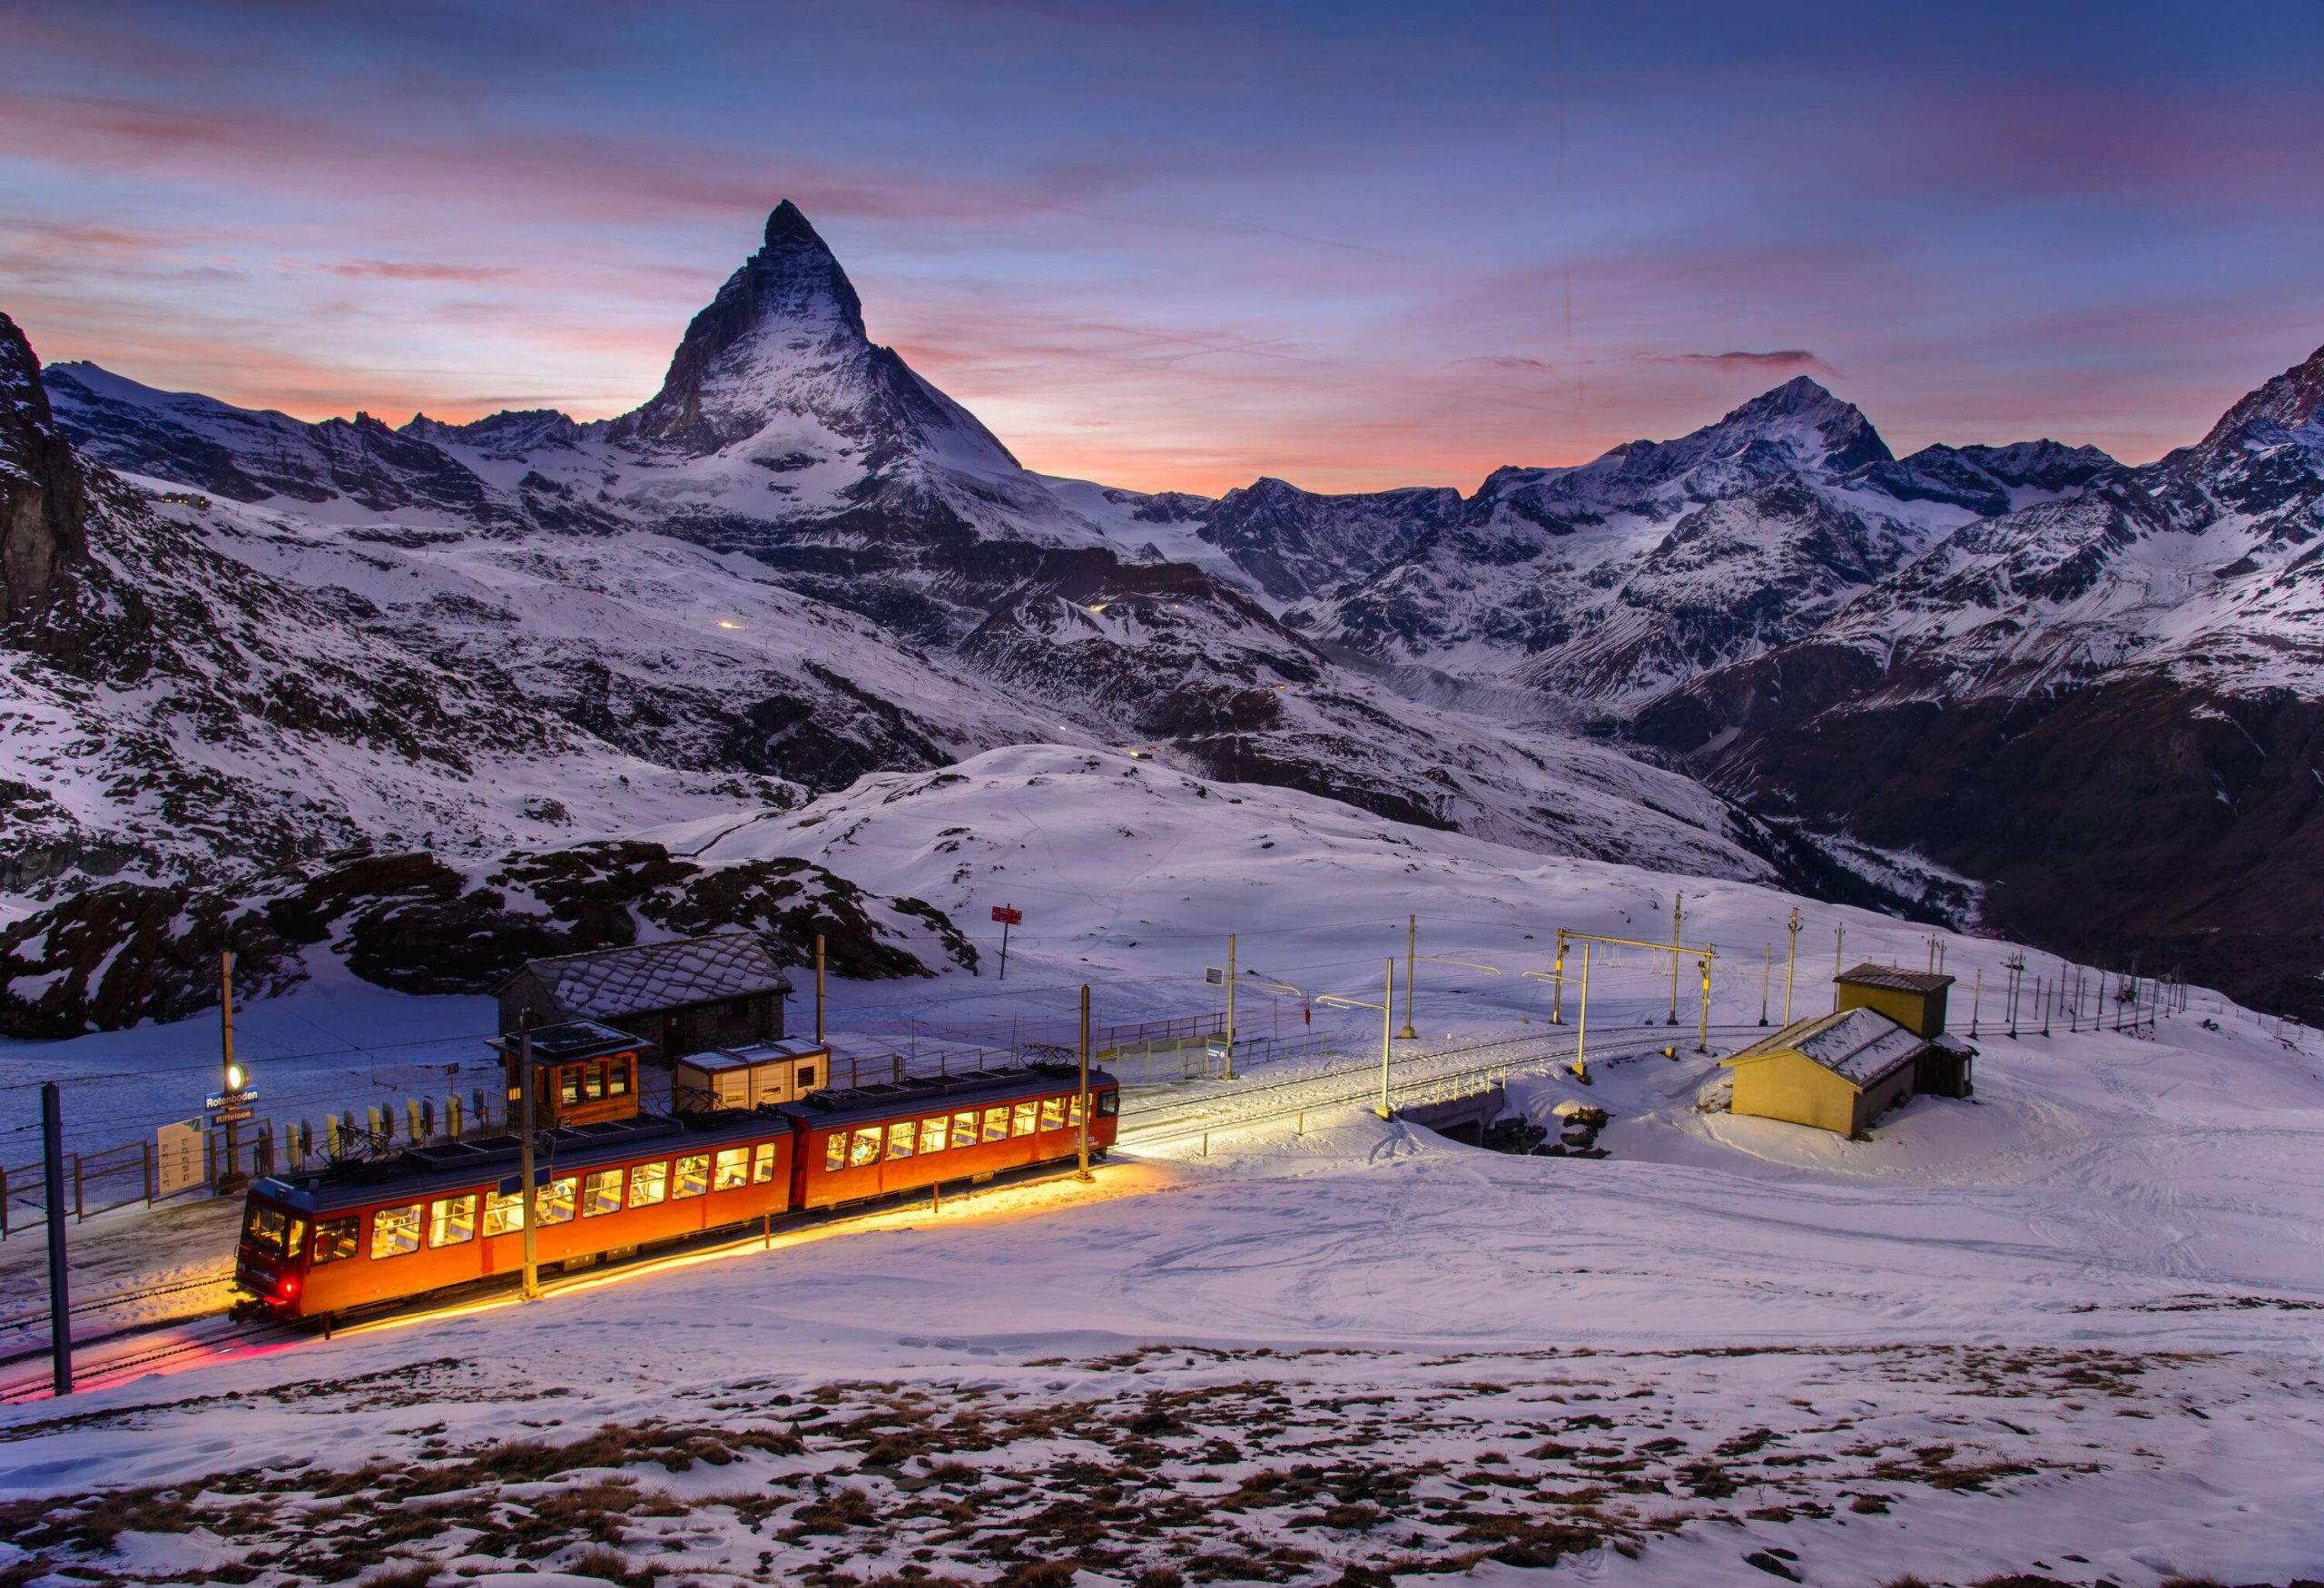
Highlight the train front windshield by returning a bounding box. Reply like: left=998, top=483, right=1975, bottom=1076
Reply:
left=241, top=1201, right=307, bottom=1262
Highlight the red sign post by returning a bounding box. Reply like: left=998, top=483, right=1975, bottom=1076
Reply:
left=990, top=904, right=1022, bottom=980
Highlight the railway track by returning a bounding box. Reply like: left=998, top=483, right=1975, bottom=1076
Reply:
left=1119, top=1022, right=1759, bottom=1148
left=0, top=1314, right=287, bottom=1406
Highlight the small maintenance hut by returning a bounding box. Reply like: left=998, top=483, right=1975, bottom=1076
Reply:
left=674, top=1037, right=830, bottom=1112
left=1720, top=1007, right=1929, bottom=1138
left=1835, top=962, right=1953, bottom=1039
left=497, top=932, right=793, bottom=1057
left=487, top=1020, right=647, bottom=1129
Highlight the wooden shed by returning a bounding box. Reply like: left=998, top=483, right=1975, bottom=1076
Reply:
left=1719, top=1007, right=1928, bottom=1137
left=487, top=1020, right=647, bottom=1129
left=1835, top=962, right=1954, bottom=1039
left=497, top=932, right=793, bottom=1059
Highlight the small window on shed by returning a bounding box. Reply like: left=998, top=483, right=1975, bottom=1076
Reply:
left=608, top=1059, right=633, bottom=1098
left=371, top=1203, right=422, bottom=1258
left=1010, top=1102, right=1039, bottom=1137
left=675, top=1154, right=709, bottom=1198
left=848, top=1127, right=882, bottom=1168
left=582, top=1169, right=624, bottom=1217
left=629, top=1161, right=668, bottom=1208
left=483, top=1189, right=526, bottom=1237
left=886, top=1121, right=916, bottom=1160
left=981, top=1106, right=1009, bottom=1143
left=1039, top=1097, right=1066, bottom=1131
left=796, top=1062, right=817, bottom=1090
left=714, top=1147, right=750, bottom=1189
left=918, top=1116, right=949, bottom=1155
left=559, top=1068, right=582, bottom=1106
left=540, top=1177, right=577, bottom=1225
left=583, top=1063, right=606, bottom=1102
left=429, top=1194, right=477, bottom=1247
left=753, top=1141, right=777, bottom=1183
left=314, top=1218, right=359, bottom=1265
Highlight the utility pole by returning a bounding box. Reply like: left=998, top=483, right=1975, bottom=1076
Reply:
left=218, top=952, right=246, bottom=1191
left=1076, top=985, right=1093, bottom=1181
left=1574, top=942, right=1592, bottom=1080
left=1398, top=916, right=1417, bottom=1040
left=1832, top=925, right=1846, bottom=1011
left=1970, top=968, right=1982, bottom=1038
left=1226, top=933, right=1238, bottom=1079
left=813, top=934, right=826, bottom=1046
left=42, top=1082, right=71, bottom=1398
left=2040, top=976, right=2051, bottom=1038
left=1759, top=944, right=1772, bottom=1026
left=1783, top=908, right=1801, bottom=1026
left=518, top=1031, right=540, bottom=1301
left=1550, top=931, right=1568, bottom=1025
left=1376, top=960, right=1394, bottom=1118
left=1667, top=896, right=1683, bottom=1025
left=1697, top=951, right=1713, bottom=1053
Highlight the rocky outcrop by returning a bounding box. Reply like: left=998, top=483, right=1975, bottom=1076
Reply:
left=0, top=839, right=978, bottom=1036
left=0, top=313, right=85, bottom=628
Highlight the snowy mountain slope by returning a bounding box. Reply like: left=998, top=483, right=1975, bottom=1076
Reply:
left=1634, top=343, right=2324, bottom=1018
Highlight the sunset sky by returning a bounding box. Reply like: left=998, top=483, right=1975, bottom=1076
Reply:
left=5, top=0, right=2320, bottom=495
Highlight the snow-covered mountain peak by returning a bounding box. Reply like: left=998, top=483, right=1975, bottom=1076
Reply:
left=1669, top=374, right=1894, bottom=477
left=2189, top=342, right=2324, bottom=463
left=607, top=200, right=1018, bottom=474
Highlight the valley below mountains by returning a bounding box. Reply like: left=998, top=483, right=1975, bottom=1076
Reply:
left=5, top=201, right=2320, bottom=1027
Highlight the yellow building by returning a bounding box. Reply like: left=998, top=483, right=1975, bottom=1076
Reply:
left=1719, top=1007, right=1930, bottom=1137
left=1834, top=962, right=1953, bottom=1038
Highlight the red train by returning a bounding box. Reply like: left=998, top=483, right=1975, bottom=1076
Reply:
left=234, top=1051, right=1120, bottom=1322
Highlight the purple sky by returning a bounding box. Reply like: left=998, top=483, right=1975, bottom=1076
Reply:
left=5, top=1, right=2320, bottom=493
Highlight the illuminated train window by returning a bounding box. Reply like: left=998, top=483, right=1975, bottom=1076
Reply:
left=371, top=1203, right=422, bottom=1258
left=824, top=1134, right=847, bottom=1172
left=981, top=1107, right=1009, bottom=1144
left=753, top=1142, right=777, bottom=1182
left=629, top=1161, right=668, bottom=1208
left=950, top=1110, right=978, bottom=1145
left=430, top=1194, right=477, bottom=1247
left=1039, top=1098, right=1065, bottom=1130
left=1011, top=1102, right=1039, bottom=1137
left=540, top=1178, right=578, bottom=1224
left=675, top=1154, right=709, bottom=1198
left=582, top=1169, right=623, bottom=1217
left=886, top=1121, right=916, bottom=1160
left=919, top=1116, right=950, bottom=1155
left=314, top=1218, right=359, bottom=1264
left=714, top=1148, right=750, bottom=1189
left=848, top=1128, right=881, bottom=1168
left=1068, top=1094, right=1086, bottom=1127
left=483, top=1189, right=526, bottom=1237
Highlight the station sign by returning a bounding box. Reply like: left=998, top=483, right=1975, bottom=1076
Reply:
left=205, top=1088, right=258, bottom=1110
left=990, top=905, right=1023, bottom=925
left=209, top=1105, right=253, bottom=1125
left=1204, top=966, right=1225, bottom=985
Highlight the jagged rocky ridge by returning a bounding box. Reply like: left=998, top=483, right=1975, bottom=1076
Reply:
left=0, top=840, right=976, bottom=1039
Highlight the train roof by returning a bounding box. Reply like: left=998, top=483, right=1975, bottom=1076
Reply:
left=248, top=1107, right=787, bottom=1216
left=779, top=1062, right=1118, bottom=1130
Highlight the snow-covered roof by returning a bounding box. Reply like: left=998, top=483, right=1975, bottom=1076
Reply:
left=1721, top=1007, right=1927, bottom=1089
left=677, top=1037, right=827, bottom=1072
left=1837, top=962, right=1955, bottom=994
left=513, top=932, right=792, bottom=1021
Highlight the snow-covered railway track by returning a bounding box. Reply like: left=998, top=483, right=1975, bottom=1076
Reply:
left=1120, top=1024, right=1754, bottom=1148
left=0, top=1314, right=288, bottom=1405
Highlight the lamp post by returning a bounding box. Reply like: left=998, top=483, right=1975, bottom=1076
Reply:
left=518, top=1031, right=540, bottom=1302
left=1398, top=916, right=1418, bottom=1040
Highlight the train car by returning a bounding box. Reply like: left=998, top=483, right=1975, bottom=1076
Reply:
left=784, top=1063, right=1120, bottom=1211
left=234, top=1059, right=1120, bottom=1320
left=234, top=1110, right=794, bottom=1319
